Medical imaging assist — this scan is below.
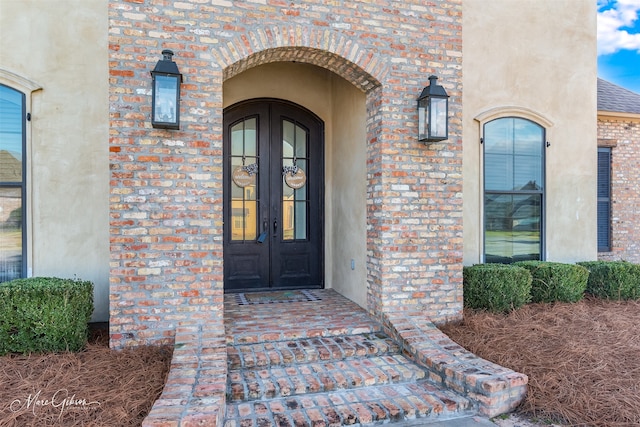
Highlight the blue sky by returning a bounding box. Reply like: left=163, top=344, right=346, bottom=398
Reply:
left=598, top=0, right=640, bottom=93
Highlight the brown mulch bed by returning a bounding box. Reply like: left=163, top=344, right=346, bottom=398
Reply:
left=0, top=325, right=172, bottom=427
left=441, top=297, right=640, bottom=427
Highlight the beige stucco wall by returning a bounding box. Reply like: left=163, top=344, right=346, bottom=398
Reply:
left=0, top=0, right=110, bottom=321
left=462, top=0, right=598, bottom=264
left=329, top=76, right=367, bottom=307
left=0, top=0, right=599, bottom=324
left=223, top=62, right=368, bottom=307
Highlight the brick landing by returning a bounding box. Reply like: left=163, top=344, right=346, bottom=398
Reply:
left=224, top=290, right=382, bottom=345
left=143, top=290, right=527, bottom=426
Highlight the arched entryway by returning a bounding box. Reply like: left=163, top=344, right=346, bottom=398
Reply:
left=223, top=99, right=324, bottom=291
left=222, top=61, right=370, bottom=306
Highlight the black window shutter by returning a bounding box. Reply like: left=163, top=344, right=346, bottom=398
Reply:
left=597, top=148, right=611, bottom=251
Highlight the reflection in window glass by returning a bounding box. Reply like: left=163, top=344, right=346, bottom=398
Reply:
left=485, top=194, right=541, bottom=262
left=282, top=119, right=308, bottom=241
left=0, top=188, right=22, bottom=282
left=230, top=117, right=258, bottom=241
left=0, top=85, right=23, bottom=183
left=484, top=118, right=543, bottom=191
left=484, top=118, right=544, bottom=263
left=0, top=84, right=25, bottom=281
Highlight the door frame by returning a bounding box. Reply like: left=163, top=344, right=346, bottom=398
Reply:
left=222, top=98, right=325, bottom=292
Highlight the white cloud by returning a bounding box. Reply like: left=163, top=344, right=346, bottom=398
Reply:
left=597, top=0, right=640, bottom=55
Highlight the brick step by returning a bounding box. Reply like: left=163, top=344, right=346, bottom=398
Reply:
left=227, top=333, right=400, bottom=370
left=227, top=354, right=427, bottom=402
left=224, top=380, right=474, bottom=427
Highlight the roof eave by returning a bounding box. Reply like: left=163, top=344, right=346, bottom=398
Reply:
left=598, top=110, right=640, bottom=121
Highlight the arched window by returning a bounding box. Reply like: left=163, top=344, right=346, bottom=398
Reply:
left=484, top=117, right=545, bottom=263
left=0, top=84, right=26, bottom=281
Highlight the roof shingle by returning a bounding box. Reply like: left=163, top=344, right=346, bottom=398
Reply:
left=598, top=78, right=640, bottom=115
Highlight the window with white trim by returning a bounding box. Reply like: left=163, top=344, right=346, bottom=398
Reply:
left=0, top=84, right=26, bottom=281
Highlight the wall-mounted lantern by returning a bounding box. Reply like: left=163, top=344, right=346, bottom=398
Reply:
left=417, top=75, right=449, bottom=142
left=151, top=49, right=183, bottom=130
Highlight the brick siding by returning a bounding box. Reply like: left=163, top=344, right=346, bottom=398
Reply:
left=597, top=117, right=640, bottom=263
left=109, top=0, right=463, bottom=348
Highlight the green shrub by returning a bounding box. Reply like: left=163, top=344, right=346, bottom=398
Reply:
left=463, top=264, right=532, bottom=313
left=514, top=261, right=589, bottom=303
left=577, top=261, right=640, bottom=300
left=0, top=277, right=94, bottom=355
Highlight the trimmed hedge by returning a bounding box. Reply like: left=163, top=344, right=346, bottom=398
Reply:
left=463, top=263, right=532, bottom=313
left=0, top=277, right=94, bottom=355
left=577, top=261, right=640, bottom=300
left=514, top=261, right=589, bottom=303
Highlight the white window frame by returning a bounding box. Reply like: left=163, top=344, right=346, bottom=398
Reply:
left=475, top=106, right=554, bottom=263
left=0, top=69, right=42, bottom=278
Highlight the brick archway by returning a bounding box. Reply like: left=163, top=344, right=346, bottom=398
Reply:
left=220, top=43, right=388, bottom=318
left=223, top=47, right=384, bottom=93
left=109, top=1, right=463, bottom=349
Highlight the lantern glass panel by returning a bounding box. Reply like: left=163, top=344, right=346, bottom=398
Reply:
left=418, top=98, right=428, bottom=141
left=153, top=75, right=179, bottom=124
left=429, top=97, right=448, bottom=139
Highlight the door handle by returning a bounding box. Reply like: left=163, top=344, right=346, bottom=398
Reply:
left=273, top=218, right=278, bottom=235
left=257, top=218, right=268, bottom=243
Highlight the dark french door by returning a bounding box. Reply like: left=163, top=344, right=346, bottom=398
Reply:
left=223, top=99, right=324, bottom=292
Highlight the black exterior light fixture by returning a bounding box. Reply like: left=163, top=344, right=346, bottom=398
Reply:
left=417, top=75, right=449, bottom=142
left=151, top=49, right=183, bottom=129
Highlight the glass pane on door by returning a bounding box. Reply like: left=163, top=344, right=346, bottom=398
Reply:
left=230, top=118, right=258, bottom=241
left=282, top=119, right=308, bottom=241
